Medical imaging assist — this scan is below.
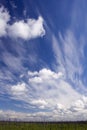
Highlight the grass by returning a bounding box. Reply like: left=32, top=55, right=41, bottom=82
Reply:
left=0, top=121, right=87, bottom=130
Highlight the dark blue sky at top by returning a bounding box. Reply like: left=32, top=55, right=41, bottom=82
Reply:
left=1, top=0, right=75, bottom=35
left=1, top=0, right=87, bottom=121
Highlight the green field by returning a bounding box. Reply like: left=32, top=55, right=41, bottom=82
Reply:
left=0, top=121, right=87, bottom=130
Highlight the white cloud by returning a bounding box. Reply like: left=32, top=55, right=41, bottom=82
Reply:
left=0, top=110, right=30, bottom=121
left=7, top=68, right=83, bottom=111
left=39, top=68, right=63, bottom=80
left=70, top=100, right=85, bottom=112
left=1, top=67, right=87, bottom=121
left=29, top=76, right=43, bottom=84
left=0, top=6, right=45, bottom=40
left=28, top=71, right=38, bottom=76
left=8, top=16, right=45, bottom=40
left=2, top=52, right=24, bottom=71
left=52, top=30, right=87, bottom=93
left=61, top=31, right=83, bottom=78
left=28, top=68, right=63, bottom=83
left=6, top=82, right=28, bottom=102
left=0, top=6, right=10, bottom=37
left=31, top=99, right=48, bottom=109
left=70, top=96, right=87, bottom=112
left=53, top=103, right=66, bottom=114
left=11, top=83, right=27, bottom=95
left=1, top=107, right=87, bottom=121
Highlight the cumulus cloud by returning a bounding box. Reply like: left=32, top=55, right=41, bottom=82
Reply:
left=28, top=68, right=81, bottom=108
left=11, top=83, right=27, bottom=95
left=31, top=99, right=48, bottom=109
left=28, top=68, right=63, bottom=83
left=0, top=6, right=45, bottom=40
left=5, top=68, right=85, bottom=113
left=70, top=100, right=85, bottom=112
left=69, top=96, right=87, bottom=112
left=8, top=16, right=45, bottom=40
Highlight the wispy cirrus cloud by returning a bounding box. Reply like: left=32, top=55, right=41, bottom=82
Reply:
left=52, top=30, right=87, bottom=94
left=0, top=6, right=10, bottom=37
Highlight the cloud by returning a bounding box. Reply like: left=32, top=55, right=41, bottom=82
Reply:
left=0, top=6, right=45, bottom=40
left=1, top=104, right=87, bottom=121
left=2, top=52, right=24, bottom=72
left=8, top=16, right=45, bottom=40
left=1, top=66, right=87, bottom=121
left=52, top=30, right=87, bottom=93
left=11, top=83, right=27, bottom=95
left=31, top=99, right=48, bottom=109
left=28, top=68, right=63, bottom=82
left=4, top=68, right=83, bottom=111
left=69, top=96, right=87, bottom=112
left=4, top=67, right=87, bottom=121
left=0, top=110, right=30, bottom=121
left=70, top=100, right=85, bottom=112
left=0, top=6, right=10, bottom=37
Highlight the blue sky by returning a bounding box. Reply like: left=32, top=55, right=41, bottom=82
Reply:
left=0, top=0, right=87, bottom=121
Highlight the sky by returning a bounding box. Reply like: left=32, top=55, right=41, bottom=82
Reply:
left=0, top=0, right=87, bottom=121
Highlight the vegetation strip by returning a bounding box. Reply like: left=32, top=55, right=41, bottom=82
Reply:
left=0, top=121, right=87, bottom=130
